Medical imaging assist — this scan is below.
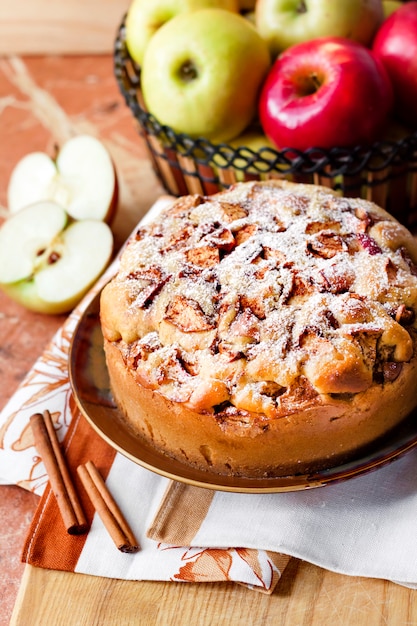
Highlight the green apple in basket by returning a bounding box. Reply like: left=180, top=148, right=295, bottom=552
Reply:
left=211, top=128, right=277, bottom=177
left=382, top=1, right=403, bottom=19
left=0, top=202, right=113, bottom=314
left=255, top=0, right=385, bottom=57
left=140, top=8, right=271, bottom=144
left=125, top=0, right=240, bottom=66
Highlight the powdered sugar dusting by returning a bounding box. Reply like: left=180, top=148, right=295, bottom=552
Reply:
left=103, top=181, right=417, bottom=416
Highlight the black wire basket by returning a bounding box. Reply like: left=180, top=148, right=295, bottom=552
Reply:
left=114, top=16, right=417, bottom=226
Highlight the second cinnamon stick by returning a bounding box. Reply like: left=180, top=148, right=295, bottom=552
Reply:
left=77, top=460, right=139, bottom=553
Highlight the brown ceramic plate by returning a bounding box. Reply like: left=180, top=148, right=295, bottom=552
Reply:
left=69, top=290, right=417, bottom=493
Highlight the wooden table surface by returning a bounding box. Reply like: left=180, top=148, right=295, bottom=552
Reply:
left=1, top=53, right=417, bottom=626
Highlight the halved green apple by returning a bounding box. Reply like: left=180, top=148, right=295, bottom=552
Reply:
left=0, top=201, right=113, bottom=314
left=7, top=135, right=118, bottom=223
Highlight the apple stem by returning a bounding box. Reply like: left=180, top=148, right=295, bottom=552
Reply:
left=310, top=73, right=322, bottom=91
left=179, top=60, right=198, bottom=83
left=295, top=71, right=323, bottom=97
left=296, top=0, right=307, bottom=14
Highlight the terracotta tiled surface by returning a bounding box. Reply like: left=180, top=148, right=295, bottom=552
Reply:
left=0, top=53, right=164, bottom=625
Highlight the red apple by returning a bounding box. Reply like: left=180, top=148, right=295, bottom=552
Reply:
left=259, top=37, right=393, bottom=152
left=373, top=1, right=417, bottom=128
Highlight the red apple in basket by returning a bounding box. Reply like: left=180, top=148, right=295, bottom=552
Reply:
left=373, top=1, right=417, bottom=128
left=259, top=37, right=394, bottom=152
left=7, top=135, right=118, bottom=222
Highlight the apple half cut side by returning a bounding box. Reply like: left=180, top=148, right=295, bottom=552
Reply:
left=7, top=135, right=118, bottom=223
left=0, top=201, right=114, bottom=315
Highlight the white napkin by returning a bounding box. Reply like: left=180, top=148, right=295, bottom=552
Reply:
left=69, top=446, right=417, bottom=586
left=1, top=196, right=417, bottom=590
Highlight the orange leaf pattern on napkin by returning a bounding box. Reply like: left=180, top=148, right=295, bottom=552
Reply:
left=20, top=404, right=288, bottom=593
left=170, top=546, right=286, bottom=592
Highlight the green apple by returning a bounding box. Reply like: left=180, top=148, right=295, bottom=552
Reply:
left=125, top=0, right=239, bottom=66
left=255, top=0, right=384, bottom=57
left=0, top=201, right=113, bottom=314
left=382, top=1, right=402, bottom=19
left=7, top=135, right=118, bottom=223
left=141, top=8, right=271, bottom=143
left=212, top=129, right=276, bottom=175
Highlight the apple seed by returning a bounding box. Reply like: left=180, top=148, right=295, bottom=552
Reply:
left=47, top=251, right=61, bottom=264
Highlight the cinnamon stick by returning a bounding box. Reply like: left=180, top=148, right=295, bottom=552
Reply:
left=77, top=460, right=140, bottom=553
left=30, top=411, right=88, bottom=535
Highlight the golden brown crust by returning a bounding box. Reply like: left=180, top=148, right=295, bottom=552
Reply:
left=100, top=180, right=417, bottom=476
left=104, top=339, right=417, bottom=477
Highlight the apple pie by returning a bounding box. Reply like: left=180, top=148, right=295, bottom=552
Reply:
left=100, top=180, right=417, bottom=477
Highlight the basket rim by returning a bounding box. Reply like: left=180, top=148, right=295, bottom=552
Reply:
left=113, top=15, right=417, bottom=179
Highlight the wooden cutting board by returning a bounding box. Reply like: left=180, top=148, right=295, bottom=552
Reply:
left=10, top=561, right=417, bottom=625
